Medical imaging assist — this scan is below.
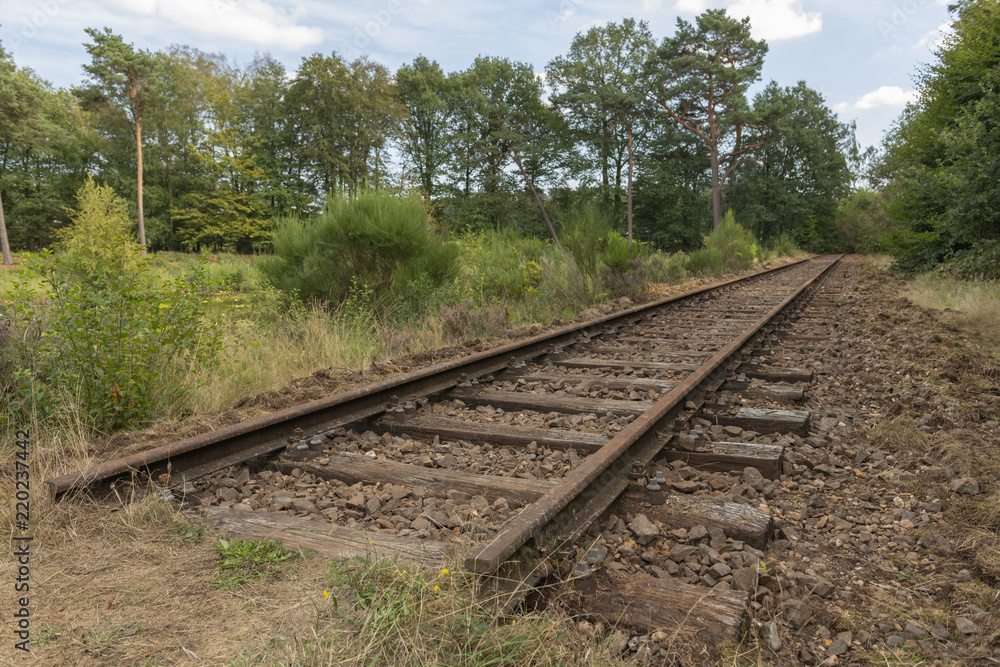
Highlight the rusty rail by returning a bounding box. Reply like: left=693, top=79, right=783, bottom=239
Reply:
left=46, top=258, right=813, bottom=501
left=467, top=256, right=842, bottom=596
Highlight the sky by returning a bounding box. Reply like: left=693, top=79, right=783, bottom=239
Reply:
left=2, top=0, right=955, bottom=150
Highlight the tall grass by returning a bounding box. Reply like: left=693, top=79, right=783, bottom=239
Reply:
left=282, top=556, right=623, bottom=667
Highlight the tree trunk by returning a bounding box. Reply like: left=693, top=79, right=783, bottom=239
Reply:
left=136, top=115, right=147, bottom=251
left=601, top=118, right=611, bottom=214
left=0, top=190, right=12, bottom=265
left=627, top=123, right=634, bottom=246
left=710, top=146, right=723, bottom=230
left=512, top=154, right=560, bottom=246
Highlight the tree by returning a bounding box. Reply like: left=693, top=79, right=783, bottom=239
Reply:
left=396, top=56, right=451, bottom=200
left=462, top=56, right=566, bottom=244
left=645, top=9, right=768, bottom=229
left=547, top=19, right=657, bottom=241
left=56, top=175, right=141, bottom=283
left=877, top=0, right=1000, bottom=275
left=632, top=121, right=712, bottom=248
left=79, top=27, right=161, bottom=249
left=0, top=39, right=79, bottom=260
left=288, top=53, right=404, bottom=197
left=727, top=81, right=853, bottom=249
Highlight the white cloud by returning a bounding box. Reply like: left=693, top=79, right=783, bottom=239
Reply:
left=913, top=21, right=953, bottom=50
left=675, top=0, right=711, bottom=11
left=834, top=86, right=918, bottom=113
left=726, top=1, right=821, bottom=40
left=673, top=1, right=821, bottom=41
left=102, top=0, right=323, bottom=49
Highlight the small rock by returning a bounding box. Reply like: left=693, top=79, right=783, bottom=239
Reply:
left=783, top=599, right=813, bottom=630
left=904, top=620, right=927, bottom=638
left=689, top=525, right=709, bottom=541
left=827, top=632, right=852, bottom=657
left=950, top=478, right=980, bottom=495
left=291, top=498, right=317, bottom=513
left=629, top=514, right=660, bottom=540
left=731, top=566, right=759, bottom=592
left=885, top=635, right=905, bottom=648
left=761, top=620, right=781, bottom=652
left=955, top=616, right=981, bottom=635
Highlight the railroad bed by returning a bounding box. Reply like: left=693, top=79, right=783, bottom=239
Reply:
left=47, top=255, right=845, bottom=648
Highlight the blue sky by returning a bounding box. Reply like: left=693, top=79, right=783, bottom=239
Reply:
left=3, top=0, right=953, bottom=150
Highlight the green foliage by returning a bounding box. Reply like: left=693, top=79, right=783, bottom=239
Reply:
left=546, top=19, right=657, bottom=218
left=212, top=538, right=295, bottom=590
left=647, top=8, right=768, bottom=228
left=835, top=189, right=893, bottom=253
left=642, top=251, right=689, bottom=283
left=727, top=81, right=854, bottom=250
left=1, top=184, right=221, bottom=431
left=769, top=232, right=802, bottom=257
left=260, top=192, right=459, bottom=309
left=878, top=1, right=1000, bottom=274
left=54, top=177, right=141, bottom=284
left=686, top=210, right=759, bottom=276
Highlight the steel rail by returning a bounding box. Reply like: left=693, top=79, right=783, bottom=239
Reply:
left=46, top=257, right=814, bottom=501
left=467, top=256, right=843, bottom=584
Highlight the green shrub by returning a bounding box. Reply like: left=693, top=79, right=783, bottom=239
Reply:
left=1, top=180, right=221, bottom=431
left=643, top=251, right=688, bottom=284
left=260, top=192, right=459, bottom=310
left=687, top=210, right=759, bottom=276
left=454, top=230, right=550, bottom=303
left=685, top=246, right=726, bottom=277
left=558, top=205, right=612, bottom=283
left=770, top=232, right=802, bottom=257
left=1, top=252, right=221, bottom=432
left=54, top=176, right=142, bottom=285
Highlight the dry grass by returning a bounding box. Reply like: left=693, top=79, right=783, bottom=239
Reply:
left=903, top=272, right=1000, bottom=351
left=277, top=557, right=624, bottom=667
left=191, top=306, right=385, bottom=414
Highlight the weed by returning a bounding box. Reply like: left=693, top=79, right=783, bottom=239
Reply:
left=288, top=556, right=616, bottom=666
left=169, top=515, right=207, bottom=543
left=33, top=625, right=65, bottom=647
left=83, top=621, right=145, bottom=656
left=211, top=538, right=296, bottom=590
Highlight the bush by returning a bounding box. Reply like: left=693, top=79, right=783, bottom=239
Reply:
left=54, top=176, right=142, bottom=285
left=1, top=181, right=221, bottom=432
left=644, top=251, right=688, bottom=284
left=1, top=253, right=221, bottom=432
left=770, top=232, right=802, bottom=257
left=260, top=193, right=459, bottom=310
left=686, top=210, right=759, bottom=276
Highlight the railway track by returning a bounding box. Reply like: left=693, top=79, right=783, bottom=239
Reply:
left=46, top=254, right=845, bottom=648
